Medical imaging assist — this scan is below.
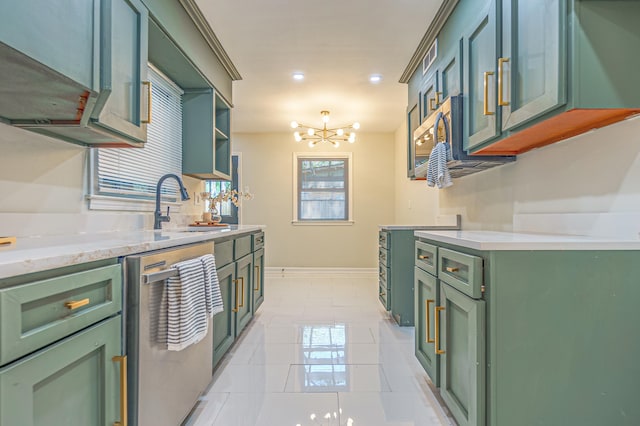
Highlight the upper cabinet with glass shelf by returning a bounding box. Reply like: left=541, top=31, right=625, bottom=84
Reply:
left=402, top=0, right=640, bottom=158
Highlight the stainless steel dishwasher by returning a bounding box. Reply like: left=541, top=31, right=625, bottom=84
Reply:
left=124, top=241, right=214, bottom=426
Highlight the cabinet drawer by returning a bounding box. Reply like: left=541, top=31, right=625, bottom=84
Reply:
left=379, top=247, right=389, bottom=267
left=438, top=248, right=483, bottom=298
left=234, top=235, right=252, bottom=260
left=415, top=241, right=437, bottom=275
left=379, top=231, right=389, bottom=249
left=215, top=240, right=234, bottom=267
left=378, top=281, right=389, bottom=310
left=0, top=264, right=122, bottom=366
left=379, top=264, right=390, bottom=288
left=252, top=232, right=265, bottom=251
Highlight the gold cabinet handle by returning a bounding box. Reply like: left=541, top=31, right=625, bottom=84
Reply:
left=483, top=71, right=495, bottom=116
left=418, top=255, right=430, bottom=260
left=498, top=57, right=510, bottom=106
left=65, top=298, right=90, bottom=310
left=254, top=265, right=260, bottom=291
left=429, top=91, right=442, bottom=111
left=379, top=291, right=386, bottom=297
left=435, top=306, right=445, bottom=355
left=238, top=276, right=245, bottom=307
left=426, top=299, right=435, bottom=343
left=112, top=355, right=128, bottom=426
left=232, top=278, right=239, bottom=313
left=445, top=266, right=459, bottom=273
left=142, top=81, right=152, bottom=124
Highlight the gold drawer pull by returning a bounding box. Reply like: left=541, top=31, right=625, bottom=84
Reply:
left=435, top=306, right=445, bottom=355
left=445, top=267, right=459, bottom=273
left=426, top=299, right=435, bottom=344
left=379, top=291, right=386, bottom=297
left=418, top=255, right=430, bottom=260
left=483, top=71, right=495, bottom=116
left=112, top=355, right=128, bottom=426
left=142, top=81, right=152, bottom=124
left=233, top=278, right=239, bottom=313
left=236, top=277, right=245, bottom=308
left=498, top=57, right=510, bottom=106
left=254, top=265, right=260, bottom=291
left=65, top=298, right=90, bottom=310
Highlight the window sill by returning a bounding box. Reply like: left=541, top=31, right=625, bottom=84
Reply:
left=87, top=195, right=183, bottom=212
left=292, top=220, right=354, bottom=226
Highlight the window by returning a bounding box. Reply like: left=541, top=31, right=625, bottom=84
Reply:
left=88, top=65, right=184, bottom=210
left=293, top=153, right=353, bottom=224
left=204, top=155, right=240, bottom=224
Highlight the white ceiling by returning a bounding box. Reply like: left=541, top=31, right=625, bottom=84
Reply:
left=196, top=0, right=443, bottom=134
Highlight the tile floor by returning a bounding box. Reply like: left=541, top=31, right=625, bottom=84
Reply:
left=187, top=273, right=452, bottom=426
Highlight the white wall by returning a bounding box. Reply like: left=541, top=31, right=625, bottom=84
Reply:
left=234, top=132, right=395, bottom=268
left=0, top=122, right=205, bottom=236
left=393, top=114, right=640, bottom=236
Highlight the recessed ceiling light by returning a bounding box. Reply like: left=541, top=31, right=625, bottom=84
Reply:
left=292, top=72, right=305, bottom=81
left=369, top=74, right=382, bottom=83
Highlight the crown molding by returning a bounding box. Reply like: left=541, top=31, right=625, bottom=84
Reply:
left=177, top=0, right=242, bottom=81
left=399, top=0, right=460, bottom=84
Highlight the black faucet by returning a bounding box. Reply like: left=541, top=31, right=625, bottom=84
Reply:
left=154, top=173, right=190, bottom=230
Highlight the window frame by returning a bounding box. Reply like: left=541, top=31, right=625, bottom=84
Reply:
left=292, top=152, right=354, bottom=225
left=87, top=64, right=184, bottom=212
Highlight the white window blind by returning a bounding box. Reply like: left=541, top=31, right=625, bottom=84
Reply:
left=93, top=65, right=183, bottom=204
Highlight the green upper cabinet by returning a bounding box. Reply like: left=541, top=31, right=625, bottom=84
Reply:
left=0, top=0, right=150, bottom=147
left=420, top=70, right=439, bottom=122
left=89, top=0, right=149, bottom=144
left=440, top=45, right=461, bottom=102
left=463, top=0, right=498, bottom=151
left=404, top=0, right=640, bottom=157
left=499, top=0, right=566, bottom=132
left=182, top=90, right=232, bottom=180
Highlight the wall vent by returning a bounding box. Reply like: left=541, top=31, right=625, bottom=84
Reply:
left=422, top=39, right=438, bottom=74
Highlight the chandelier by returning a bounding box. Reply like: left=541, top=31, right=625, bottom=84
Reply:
left=291, top=111, right=360, bottom=148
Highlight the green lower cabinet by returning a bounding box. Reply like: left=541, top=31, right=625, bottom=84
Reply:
left=235, top=254, right=253, bottom=336
left=252, top=248, right=265, bottom=314
left=414, top=267, right=440, bottom=386
left=0, top=315, right=122, bottom=426
left=439, top=282, right=486, bottom=426
left=212, top=262, right=236, bottom=368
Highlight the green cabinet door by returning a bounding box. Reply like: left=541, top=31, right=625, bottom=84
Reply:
left=252, top=248, right=265, bottom=314
left=212, top=262, right=236, bottom=368
left=440, top=44, right=462, bottom=102
left=0, top=316, right=122, bottom=426
left=414, top=267, right=440, bottom=386
left=420, top=70, right=439, bottom=122
left=500, top=0, right=566, bottom=131
left=235, top=254, right=253, bottom=336
left=464, top=0, right=498, bottom=150
left=91, top=0, right=149, bottom=144
left=439, top=283, right=486, bottom=426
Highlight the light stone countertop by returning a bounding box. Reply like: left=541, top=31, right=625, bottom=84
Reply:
left=0, top=225, right=264, bottom=279
left=379, top=225, right=460, bottom=231
left=414, top=230, right=640, bottom=251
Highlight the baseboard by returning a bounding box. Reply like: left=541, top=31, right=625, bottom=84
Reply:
left=264, top=267, right=377, bottom=278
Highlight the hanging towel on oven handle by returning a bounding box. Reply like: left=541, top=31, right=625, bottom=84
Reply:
left=426, top=111, right=453, bottom=189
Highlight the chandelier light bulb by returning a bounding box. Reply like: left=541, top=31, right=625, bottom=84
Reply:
left=308, top=140, right=315, bottom=148
left=294, top=132, right=302, bottom=142
left=336, top=128, right=344, bottom=136
left=334, top=141, right=340, bottom=148
left=348, top=133, right=356, bottom=143
left=307, top=128, right=315, bottom=136
left=290, top=121, right=299, bottom=129
left=352, top=122, right=360, bottom=130
left=321, top=110, right=330, bottom=123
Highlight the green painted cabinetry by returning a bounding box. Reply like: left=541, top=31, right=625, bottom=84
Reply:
left=405, top=0, right=640, bottom=158
left=0, top=260, right=124, bottom=426
left=415, top=235, right=640, bottom=425
left=0, top=0, right=150, bottom=147
left=212, top=262, right=236, bottom=367
left=211, top=230, right=264, bottom=368
left=182, top=90, right=232, bottom=180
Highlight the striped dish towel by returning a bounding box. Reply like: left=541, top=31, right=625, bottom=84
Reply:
left=426, top=142, right=453, bottom=189
left=200, top=254, right=224, bottom=316
left=165, top=257, right=210, bottom=351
